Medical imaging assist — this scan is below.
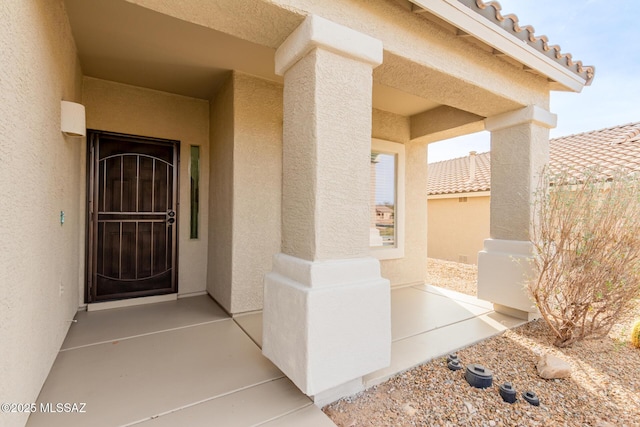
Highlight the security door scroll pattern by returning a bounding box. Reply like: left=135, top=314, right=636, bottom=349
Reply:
left=89, top=132, right=178, bottom=302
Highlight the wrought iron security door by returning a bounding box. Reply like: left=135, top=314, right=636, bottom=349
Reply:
left=87, top=131, right=178, bottom=302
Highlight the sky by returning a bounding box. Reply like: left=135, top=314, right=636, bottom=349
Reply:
left=427, top=0, right=640, bottom=163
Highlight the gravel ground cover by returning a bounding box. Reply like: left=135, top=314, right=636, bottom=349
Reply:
left=425, top=258, right=478, bottom=296
left=323, top=258, right=640, bottom=427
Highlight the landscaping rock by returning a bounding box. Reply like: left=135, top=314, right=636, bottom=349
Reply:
left=463, top=401, right=477, bottom=414
left=402, top=403, right=417, bottom=416
left=536, top=353, right=572, bottom=379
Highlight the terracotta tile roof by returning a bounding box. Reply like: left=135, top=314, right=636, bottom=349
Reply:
left=428, top=151, right=491, bottom=195
left=428, top=122, right=640, bottom=195
left=457, top=0, right=595, bottom=85
left=549, top=123, right=640, bottom=178
left=376, top=205, right=394, bottom=213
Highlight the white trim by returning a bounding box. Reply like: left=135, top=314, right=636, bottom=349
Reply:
left=410, top=0, right=587, bottom=92
left=312, top=377, right=364, bottom=407
left=485, top=105, right=557, bottom=131
left=370, top=138, right=405, bottom=260
left=177, top=291, right=208, bottom=299
left=86, top=293, right=177, bottom=312
left=270, top=253, right=383, bottom=289
left=263, top=254, right=390, bottom=395
left=275, top=14, right=383, bottom=76
left=477, top=238, right=537, bottom=313
left=481, top=238, right=534, bottom=255
left=428, top=190, right=491, bottom=199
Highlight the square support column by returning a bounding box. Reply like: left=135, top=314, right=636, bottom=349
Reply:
left=478, top=106, right=556, bottom=319
left=263, top=15, right=390, bottom=397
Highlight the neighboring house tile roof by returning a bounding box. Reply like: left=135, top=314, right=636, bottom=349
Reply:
left=428, top=122, right=640, bottom=195
left=376, top=205, right=394, bottom=213
left=549, top=123, right=640, bottom=176
left=428, top=151, right=491, bottom=195
left=458, top=0, right=595, bottom=85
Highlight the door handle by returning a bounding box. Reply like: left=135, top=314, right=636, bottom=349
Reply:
left=166, top=210, right=176, bottom=225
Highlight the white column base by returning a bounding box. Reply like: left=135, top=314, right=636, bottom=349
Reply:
left=263, top=254, right=391, bottom=396
left=477, top=238, right=537, bottom=314
left=493, top=303, right=540, bottom=321
left=312, top=377, right=364, bottom=408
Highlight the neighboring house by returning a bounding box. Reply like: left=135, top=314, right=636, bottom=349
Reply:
left=428, top=151, right=491, bottom=264
left=427, top=122, right=640, bottom=265
left=1, top=0, right=594, bottom=421
left=376, top=205, right=395, bottom=222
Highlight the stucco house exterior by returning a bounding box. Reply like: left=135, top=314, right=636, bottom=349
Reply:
left=1, top=0, right=594, bottom=421
left=427, top=122, right=640, bottom=265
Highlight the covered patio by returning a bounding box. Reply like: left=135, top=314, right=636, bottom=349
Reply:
left=2, top=1, right=593, bottom=424
left=26, top=289, right=523, bottom=426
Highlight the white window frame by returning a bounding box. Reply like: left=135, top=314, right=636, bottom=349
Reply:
left=370, top=138, right=405, bottom=260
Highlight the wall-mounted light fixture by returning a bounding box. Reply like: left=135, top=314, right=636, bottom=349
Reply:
left=61, top=100, right=86, bottom=137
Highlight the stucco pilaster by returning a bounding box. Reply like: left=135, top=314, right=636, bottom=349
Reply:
left=478, top=106, right=555, bottom=317
left=263, top=15, right=390, bottom=398
left=276, top=15, right=382, bottom=261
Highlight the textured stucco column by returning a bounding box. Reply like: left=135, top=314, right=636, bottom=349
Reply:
left=263, top=15, right=390, bottom=399
left=478, top=106, right=556, bottom=319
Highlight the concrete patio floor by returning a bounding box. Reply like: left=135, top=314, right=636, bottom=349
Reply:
left=27, top=285, right=524, bottom=427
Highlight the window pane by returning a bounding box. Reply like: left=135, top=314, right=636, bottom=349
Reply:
left=190, top=146, right=200, bottom=239
left=370, top=151, right=396, bottom=248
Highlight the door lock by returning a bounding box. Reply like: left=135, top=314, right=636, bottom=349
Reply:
left=166, top=210, right=176, bottom=225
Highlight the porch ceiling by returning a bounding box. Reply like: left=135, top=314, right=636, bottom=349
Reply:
left=64, top=0, right=441, bottom=116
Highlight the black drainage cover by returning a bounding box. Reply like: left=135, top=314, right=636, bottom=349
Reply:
left=465, top=364, right=493, bottom=388
left=447, top=359, right=462, bottom=371
left=522, top=391, right=540, bottom=406
left=499, top=382, right=517, bottom=403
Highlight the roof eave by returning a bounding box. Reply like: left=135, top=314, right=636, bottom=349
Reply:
left=410, top=0, right=589, bottom=93
left=428, top=190, right=491, bottom=199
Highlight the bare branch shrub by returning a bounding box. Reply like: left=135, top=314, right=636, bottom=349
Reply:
left=528, top=166, right=640, bottom=347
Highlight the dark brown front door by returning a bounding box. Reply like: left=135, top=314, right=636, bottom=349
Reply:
left=87, top=131, right=179, bottom=303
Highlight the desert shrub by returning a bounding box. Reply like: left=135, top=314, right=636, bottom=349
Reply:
left=632, top=319, right=640, bottom=348
left=528, top=167, right=640, bottom=347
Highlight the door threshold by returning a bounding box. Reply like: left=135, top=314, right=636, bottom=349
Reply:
left=87, top=294, right=178, bottom=312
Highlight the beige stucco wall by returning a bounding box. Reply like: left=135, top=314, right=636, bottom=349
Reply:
left=428, top=195, right=491, bottom=265
left=0, top=0, right=83, bottom=424
left=232, top=73, right=283, bottom=312
left=490, top=122, right=550, bottom=241
left=277, top=0, right=549, bottom=115
left=128, top=0, right=550, bottom=117
left=207, top=74, right=234, bottom=309
left=372, top=109, right=429, bottom=286
left=209, top=82, right=423, bottom=311
left=83, top=77, right=211, bottom=297
left=281, top=47, right=374, bottom=261
left=208, top=72, right=283, bottom=314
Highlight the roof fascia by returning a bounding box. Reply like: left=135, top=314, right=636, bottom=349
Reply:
left=410, top=0, right=587, bottom=92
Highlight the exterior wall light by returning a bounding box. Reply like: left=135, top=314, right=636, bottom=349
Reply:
left=61, top=100, right=86, bottom=137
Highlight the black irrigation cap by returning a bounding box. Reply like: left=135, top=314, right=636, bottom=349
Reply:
left=465, top=364, right=493, bottom=389
left=447, top=353, right=459, bottom=363
left=522, top=391, right=540, bottom=406
left=447, top=359, right=462, bottom=371
left=499, top=382, right=517, bottom=404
